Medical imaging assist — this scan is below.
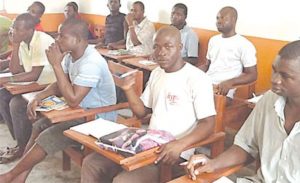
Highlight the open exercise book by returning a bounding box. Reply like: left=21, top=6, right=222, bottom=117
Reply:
left=70, top=118, right=175, bottom=157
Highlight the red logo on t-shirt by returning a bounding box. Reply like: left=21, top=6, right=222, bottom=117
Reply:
left=167, top=93, right=179, bottom=105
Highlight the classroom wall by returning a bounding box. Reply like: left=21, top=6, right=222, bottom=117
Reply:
left=1, top=0, right=296, bottom=93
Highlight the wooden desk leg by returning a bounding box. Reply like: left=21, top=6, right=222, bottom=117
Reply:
left=160, top=164, right=172, bottom=183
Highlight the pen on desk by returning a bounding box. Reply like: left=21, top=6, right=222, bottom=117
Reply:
left=180, top=158, right=207, bottom=166
left=120, top=70, right=138, bottom=78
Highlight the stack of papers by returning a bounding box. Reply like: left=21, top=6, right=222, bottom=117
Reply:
left=108, top=49, right=131, bottom=56
left=139, top=60, right=157, bottom=66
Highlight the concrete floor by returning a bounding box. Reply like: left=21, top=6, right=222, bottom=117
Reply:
left=0, top=123, right=81, bottom=183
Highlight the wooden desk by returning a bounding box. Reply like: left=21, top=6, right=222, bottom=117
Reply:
left=97, top=48, right=136, bottom=61
left=4, top=82, right=48, bottom=95
left=64, top=129, right=159, bottom=171
left=121, top=57, right=158, bottom=71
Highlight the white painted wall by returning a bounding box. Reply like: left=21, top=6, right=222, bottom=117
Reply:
left=2, top=0, right=300, bottom=41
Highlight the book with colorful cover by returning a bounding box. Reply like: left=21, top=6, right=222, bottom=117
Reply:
left=35, top=95, right=67, bottom=112
left=97, top=127, right=175, bottom=157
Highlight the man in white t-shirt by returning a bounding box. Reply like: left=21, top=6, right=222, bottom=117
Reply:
left=200, top=6, right=257, bottom=98
left=80, top=26, right=216, bottom=183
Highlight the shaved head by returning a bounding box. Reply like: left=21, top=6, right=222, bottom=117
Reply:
left=220, top=6, right=238, bottom=23
left=278, top=40, right=300, bottom=62
left=154, top=26, right=181, bottom=44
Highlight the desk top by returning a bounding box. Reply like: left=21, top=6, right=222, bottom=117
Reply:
left=4, top=82, right=48, bottom=95
left=64, top=129, right=159, bottom=171
left=97, top=48, right=136, bottom=61
left=22, top=92, right=84, bottom=124
left=121, top=57, right=158, bottom=71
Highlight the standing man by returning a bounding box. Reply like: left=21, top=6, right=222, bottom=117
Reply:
left=185, top=40, right=300, bottom=183
left=27, top=1, right=45, bottom=31
left=94, top=0, right=126, bottom=47
left=200, top=7, right=257, bottom=98
left=171, top=3, right=199, bottom=66
left=0, top=13, right=55, bottom=163
left=0, top=18, right=116, bottom=182
left=108, top=1, right=155, bottom=56
left=80, top=26, right=216, bottom=183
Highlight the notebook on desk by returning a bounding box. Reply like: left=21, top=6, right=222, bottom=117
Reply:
left=70, top=118, right=175, bottom=157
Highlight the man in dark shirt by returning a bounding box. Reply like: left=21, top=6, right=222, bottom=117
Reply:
left=95, top=0, right=126, bottom=47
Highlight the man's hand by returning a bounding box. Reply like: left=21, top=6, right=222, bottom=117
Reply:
left=214, top=80, right=234, bottom=95
left=119, top=73, right=136, bottom=91
left=27, top=98, right=42, bottom=120
left=154, top=140, right=184, bottom=165
left=45, top=42, right=65, bottom=67
left=125, top=13, right=134, bottom=25
left=183, top=154, right=215, bottom=180
left=107, top=43, right=119, bottom=50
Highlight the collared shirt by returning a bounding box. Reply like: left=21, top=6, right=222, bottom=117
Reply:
left=234, top=90, right=300, bottom=183
left=19, top=31, right=56, bottom=84
left=206, top=34, right=257, bottom=98
left=0, top=16, right=12, bottom=54
left=180, top=25, right=198, bottom=58
left=104, top=13, right=125, bottom=45
left=126, top=17, right=155, bottom=56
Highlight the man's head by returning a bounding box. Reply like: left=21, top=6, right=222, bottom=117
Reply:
left=11, top=13, right=39, bottom=43
left=153, top=26, right=184, bottom=73
left=271, top=40, right=300, bottom=98
left=130, top=1, right=144, bottom=22
left=216, top=6, right=237, bottom=36
left=171, top=3, right=187, bottom=29
left=27, top=1, right=45, bottom=20
left=107, top=0, right=121, bottom=13
left=64, top=1, right=79, bottom=20
left=56, top=18, right=89, bottom=53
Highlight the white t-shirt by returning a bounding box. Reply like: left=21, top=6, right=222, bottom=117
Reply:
left=141, top=63, right=216, bottom=139
left=206, top=34, right=257, bottom=97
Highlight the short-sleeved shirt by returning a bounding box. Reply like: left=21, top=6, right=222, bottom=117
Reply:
left=206, top=34, right=257, bottom=97
left=104, top=13, right=125, bottom=45
left=126, top=17, right=155, bottom=56
left=234, top=90, right=300, bottom=182
left=180, top=25, right=198, bottom=59
left=19, top=31, right=56, bottom=84
left=141, top=63, right=216, bottom=138
left=0, top=16, right=12, bottom=54
left=62, top=45, right=117, bottom=121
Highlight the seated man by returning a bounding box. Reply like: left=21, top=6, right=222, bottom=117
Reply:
left=0, top=18, right=116, bottom=183
left=0, top=13, right=55, bottom=162
left=171, top=3, right=199, bottom=66
left=184, top=40, right=300, bottom=182
left=108, top=1, right=155, bottom=56
left=80, top=26, right=216, bottom=183
left=0, top=15, right=12, bottom=70
left=27, top=1, right=45, bottom=31
left=94, top=0, right=126, bottom=47
left=200, top=6, right=257, bottom=98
